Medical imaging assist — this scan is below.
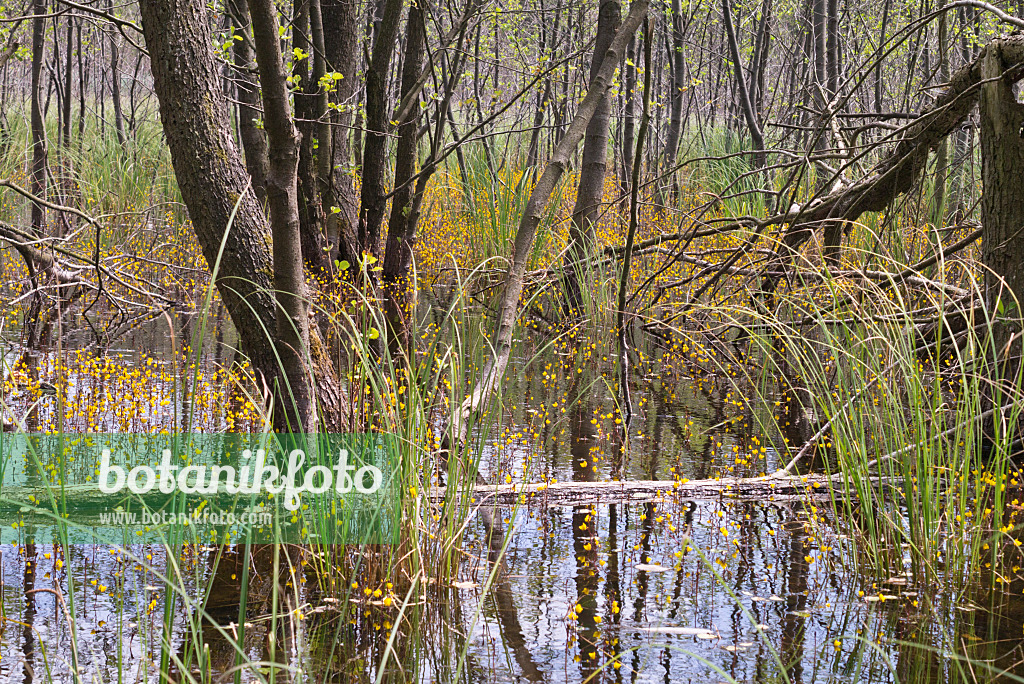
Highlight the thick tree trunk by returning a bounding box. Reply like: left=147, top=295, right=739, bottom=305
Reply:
left=140, top=0, right=343, bottom=431
left=140, top=0, right=278, bottom=377
left=563, top=0, right=621, bottom=315
left=247, top=0, right=316, bottom=432
left=979, top=41, right=1024, bottom=430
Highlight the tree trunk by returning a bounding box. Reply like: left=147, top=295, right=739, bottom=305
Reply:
left=722, top=0, right=765, bottom=169
left=24, top=0, right=47, bottom=350
left=139, top=0, right=342, bottom=431
left=29, top=0, right=46, bottom=237
left=619, top=34, right=636, bottom=192
left=357, top=0, right=404, bottom=261
left=750, top=0, right=772, bottom=118
left=662, top=0, right=684, bottom=172
left=442, top=0, right=649, bottom=452
left=322, top=0, right=359, bottom=268
left=382, top=2, right=425, bottom=353
left=61, top=19, right=73, bottom=150
left=825, top=0, right=839, bottom=96
left=107, top=0, right=127, bottom=148
left=226, top=0, right=269, bottom=206
left=874, top=0, right=891, bottom=113
left=979, top=41, right=1024, bottom=432
left=293, top=0, right=329, bottom=276
left=76, top=22, right=86, bottom=146
left=929, top=0, right=950, bottom=235
left=247, top=0, right=316, bottom=432
left=563, top=0, right=621, bottom=315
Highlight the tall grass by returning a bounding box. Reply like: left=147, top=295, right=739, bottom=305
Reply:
left=0, top=105, right=180, bottom=226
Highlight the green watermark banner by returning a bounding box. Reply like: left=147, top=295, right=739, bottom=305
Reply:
left=0, top=433, right=401, bottom=545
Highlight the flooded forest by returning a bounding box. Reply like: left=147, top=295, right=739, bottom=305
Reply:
left=3, top=0, right=1024, bottom=680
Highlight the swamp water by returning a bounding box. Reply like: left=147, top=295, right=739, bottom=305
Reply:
left=1, top=314, right=1023, bottom=683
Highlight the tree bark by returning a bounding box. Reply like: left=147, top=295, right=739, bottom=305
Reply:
left=764, top=35, right=1024, bottom=298
left=30, top=0, right=46, bottom=237
left=930, top=0, right=951, bottom=235
left=382, top=2, right=425, bottom=353
left=107, top=0, right=127, bottom=148
left=750, top=0, right=773, bottom=118
left=825, top=0, right=839, bottom=96
left=619, top=34, right=636, bottom=191
left=139, top=0, right=344, bottom=431
left=874, top=0, right=891, bottom=113
left=247, top=0, right=316, bottom=432
left=979, top=41, right=1024, bottom=430
left=61, top=18, right=73, bottom=150
left=321, top=0, right=359, bottom=268
left=662, top=0, right=685, bottom=172
left=722, top=0, right=766, bottom=169
left=357, top=0, right=404, bottom=261
left=563, top=0, right=621, bottom=315
left=226, top=0, right=269, bottom=206
left=293, top=0, right=329, bottom=275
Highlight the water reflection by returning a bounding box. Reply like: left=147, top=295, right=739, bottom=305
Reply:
left=6, top=322, right=1024, bottom=682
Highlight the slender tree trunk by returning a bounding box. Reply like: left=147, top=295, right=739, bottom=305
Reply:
left=617, top=16, right=652, bottom=430
left=662, top=0, right=684, bottom=172
left=293, top=0, right=329, bottom=275
left=526, top=4, right=553, bottom=168
left=30, top=0, right=46, bottom=237
left=750, top=0, right=773, bottom=117
left=357, top=0, right=404, bottom=262
left=247, top=0, right=316, bottom=432
left=61, top=18, right=73, bottom=150
left=826, top=0, right=839, bottom=96
left=322, top=0, right=359, bottom=268
left=107, top=1, right=127, bottom=148
left=930, top=0, right=950, bottom=234
left=76, top=22, right=86, bottom=146
left=382, top=2, right=425, bottom=353
left=619, top=34, right=636, bottom=192
left=443, top=0, right=649, bottom=452
left=563, top=0, right=621, bottom=315
left=723, top=0, right=766, bottom=169
left=23, top=0, right=47, bottom=350
left=227, top=0, right=270, bottom=206
left=875, top=0, right=891, bottom=113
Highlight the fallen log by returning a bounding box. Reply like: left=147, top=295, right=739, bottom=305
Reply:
left=430, top=473, right=858, bottom=507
